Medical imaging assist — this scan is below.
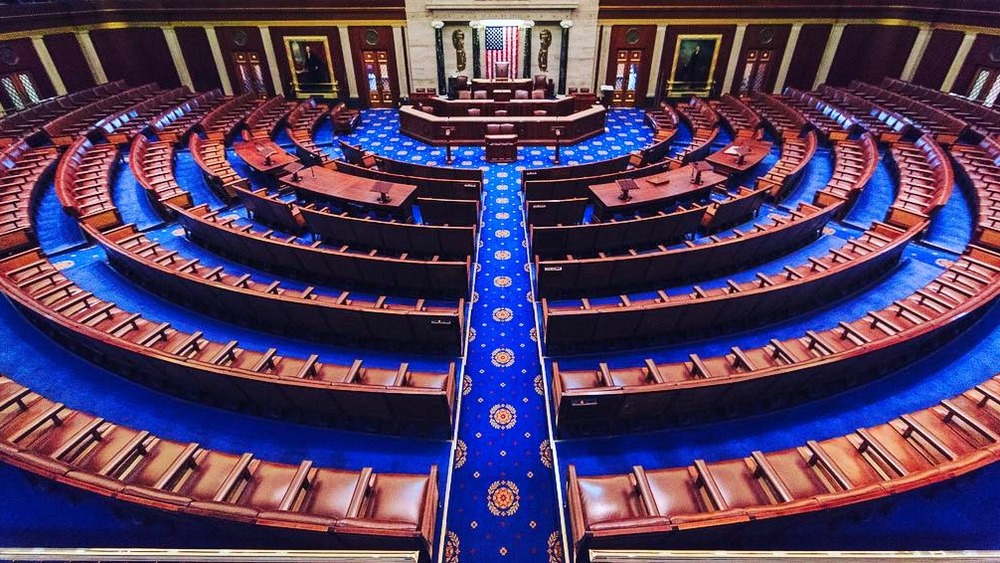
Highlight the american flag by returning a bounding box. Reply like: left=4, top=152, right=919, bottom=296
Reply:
left=484, top=26, right=519, bottom=79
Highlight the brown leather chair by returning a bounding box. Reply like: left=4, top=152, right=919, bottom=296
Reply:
left=455, top=75, right=469, bottom=89
left=494, top=61, right=511, bottom=80
left=514, top=90, right=530, bottom=100
left=467, top=108, right=481, bottom=116
left=531, top=89, right=547, bottom=99
left=534, top=74, right=548, bottom=90
left=473, top=90, right=489, bottom=100
left=495, top=109, right=508, bottom=117
left=485, top=123, right=517, bottom=163
left=533, top=109, right=548, bottom=116
left=457, top=90, right=472, bottom=100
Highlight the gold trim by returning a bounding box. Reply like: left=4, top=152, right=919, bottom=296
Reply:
left=283, top=35, right=339, bottom=99
left=666, top=33, right=722, bottom=98
left=0, top=21, right=406, bottom=42
left=588, top=550, right=1000, bottom=562
left=0, top=549, right=420, bottom=562
left=597, top=16, right=999, bottom=35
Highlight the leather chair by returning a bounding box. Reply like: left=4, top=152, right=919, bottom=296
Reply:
left=495, top=109, right=508, bottom=117
left=533, top=110, right=548, bottom=116
left=333, top=107, right=360, bottom=134
left=514, top=90, right=530, bottom=100
left=467, top=108, right=481, bottom=116
left=473, top=90, right=489, bottom=100
left=494, top=61, right=511, bottom=81
left=485, top=123, right=517, bottom=163
left=458, top=90, right=472, bottom=100
left=568, top=87, right=579, bottom=94
left=531, top=89, right=547, bottom=99
left=455, top=75, right=469, bottom=90
left=533, top=74, right=548, bottom=90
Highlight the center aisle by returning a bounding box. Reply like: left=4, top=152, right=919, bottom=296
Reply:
left=330, top=109, right=653, bottom=562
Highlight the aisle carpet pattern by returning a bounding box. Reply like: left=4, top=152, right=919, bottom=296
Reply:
left=328, top=109, right=652, bottom=562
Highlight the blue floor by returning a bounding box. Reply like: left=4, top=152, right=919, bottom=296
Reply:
left=3, top=105, right=1000, bottom=560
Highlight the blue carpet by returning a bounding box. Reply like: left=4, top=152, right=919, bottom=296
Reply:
left=783, top=145, right=834, bottom=208
left=845, top=148, right=894, bottom=228
left=113, top=156, right=164, bottom=230
left=925, top=180, right=974, bottom=253
left=34, top=177, right=86, bottom=254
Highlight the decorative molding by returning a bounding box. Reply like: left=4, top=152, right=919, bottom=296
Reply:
left=812, top=22, right=845, bottom=88
left=772, top=22, right=801, bottom=93
left=941, top=31, right=977, bottom=92
left=162, top=27, right=193, bottom=90
left=720, top=23, right=746, bottom=94
left=204, top=25, right=233, bottom=95
left=899, top=25, right=932, bottom=82
left=646, top=24, right=666, bottom=98
left=337, top=26, right=358, bottom=98
left=258, top=26, right=284, bottom=97
left=427, top=0, right=578, bottom=10
left=74, top=29, right=107, bottom=84
left=30, top=35, right=66, bottom=95
left=392, top=26, right=409, bottom=98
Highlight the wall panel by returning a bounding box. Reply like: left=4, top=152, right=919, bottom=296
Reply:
left=783, top=24, right=831, bottom=90
left=730, top=24, right=791, bottom=94
left=826, top=24, right=919, bottom=86
left=214, top=26, right=275, bottom=95
left=42, top=33, right=94, bottom=92
left=0, top=38, right=56, bottom=99
left=657, top=24, right=736, bottom=99
left=267, top=26, right=347, bottom=101
left=953, top=33, right=1000, bottom=96
left=90, top=27, right=180, bottom=88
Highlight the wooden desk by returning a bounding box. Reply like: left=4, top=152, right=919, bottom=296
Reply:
left=588, top=163, right=728, bottom=219
left=471, top=78, right=532, bottom=96
left=234, top=140, right=300, bottom=175
left=705, top=139, right=773, bottom=175
left=279, top=164, right=419, bottom=216
left=399, top=104, right=607, bottom=146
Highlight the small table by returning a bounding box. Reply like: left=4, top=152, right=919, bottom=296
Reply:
left=279, top=165, right=419, bottom=216
left=588, top=163, right=729, bottom=219
left=234, top=140, right=300, bottom=175
left=705, top=139, right=773, bottom=175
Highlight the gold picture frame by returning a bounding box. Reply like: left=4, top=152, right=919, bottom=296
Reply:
left=283, top=35, right=339, bottom=99
left=666, top=34, right=722, bottom=98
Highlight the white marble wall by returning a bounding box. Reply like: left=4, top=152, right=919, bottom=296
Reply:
left=404, top=0, right=598, bottom=92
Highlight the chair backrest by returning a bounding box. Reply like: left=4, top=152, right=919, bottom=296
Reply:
left=467, top=108, right=481, bottom=116
left=494, top=61, right=511, bottom=80
left=495, top=109, right=508, bottom=116
left=473, top=90, right=489, bottom=100
left=568, top=87, right=579, bottom=94
left=514, top=90, right=529, bottom=100
left=500, top=124, right=515, bottom=134
left=458, top=90, right=471, bottom=99
left=534, top=74, right=548, bottom=89
left=533, top=110, right=548, bottom=117
left=456, top=75, right=469, bottom=88
left=486, top=124, right=501, bottom=135
left=531, top=89, right=546, bottom=99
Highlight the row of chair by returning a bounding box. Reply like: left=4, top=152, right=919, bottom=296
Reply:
left=0, top=80, right=129, bottom=147
left=673, top=98, right=721, bottom=163
left=542, top=220, right=915, bottom=351
left=149, top=89, right=225, bottom=145
left=197, top=93, right=262, bottom=143
left=756, top=130, right=817, bottom=200
left=287, top=98, right=331, bottom=165
left=54, top=137, right=122, bottom=232
left=44, top=84, right=160, bottom=147
left=644, top=101, right=679, bottom=136
left=129, top=135, right=193, bottom=215
left=950, top=137, right=1000, bottom=251
left=744, top=91, right=809, bottom=139
left=0, top=140, right=58, bottom=257
left=816, top=85, right=915, bottom=143
left=884, top=135, right=954, bottom=229
left=523, top=156, right=672, bottom=203
left=711, top=94, right=763, bottom=138
left=847, top=81, right=970, bottom=145
left=0, top=375, right=440, bottom=559
left=332, top=158, right=482, bottom=205
left=534, top=199, right=839, bottom=298
left=552, top=243, right=1000, bottom=432
left=779, top=88, right=858, bottom=142
left=92, top=87, right=192, bottom=146
left=882, top=77, right=1000, bottom=138
left=173, top=203, right=471, bottom=298
left=813, top=133, right=880, bottom=215
left=242, top=95, right=296, bottom=142
left=566, top=374, right=1000, bottom=560
left=188, top=134, right=249, bottom=196
left=0, top=248, right=457, bottom=429
left=92, top=224, right=464, bottom=353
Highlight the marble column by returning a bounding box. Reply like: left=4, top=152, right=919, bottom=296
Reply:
left=471, top=23, right=482, bottom=79
left=433, top=21, right=446, bottom=94
left=558, top=20, right=571, bottom=94
left=523, top=24, right=533, bottom=79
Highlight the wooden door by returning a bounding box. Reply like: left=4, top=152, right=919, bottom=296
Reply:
left=611, top=49, right=643, bottom=107
left=361, top=50, right=394, bottom=107
left=738, top=49, right=773, bottom=94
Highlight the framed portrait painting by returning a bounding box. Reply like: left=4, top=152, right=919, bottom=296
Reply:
left=284, top=36, right=338, bottom=98
left=667, top=34, right=722, bottom=98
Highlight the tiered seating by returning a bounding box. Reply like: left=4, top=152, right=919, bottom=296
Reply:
left=332, top=102, right=361, bottom=135
left=287, top=98, right=332, bottom=164
left=333, top=158, right=482, bottom=204
left=189, top=134, right=248, bottom=197
left=92, top=87, right=193, bottom=145
left=744, top=91, right=809, bottom=139
left=711, top=94, right=762, bottom=138
left=196, top=92, right=260, bottom=143
left=950, top=137, right=1000, bottom=250
left=0, top=248, right=457, bottom=428
left=755, top=130, right=817, bottom=199
left=128, top=135, right=193, bottom=215
left=813, top=132, right=879, bottom=214
left=550, top=132, right=964, bottom=428
left=173, top=203, right=471, bottom=298
left=0, top=140, right=59, bottom=256
left=43, top=83, right=160, bottom=147
left=90, top=224, right=464, bottom=353
left=242, top=95, right=295, bottom=141
left=884, top=135, right=954, bottom=228
left=816, top=85, right=915, bottom=142
left=299, top=203, right=476, bottom=258
left=645, top=101, right=679, bottom=136
left=673, top=97, right=721, bottom=163
left=883, top=77, right=1000, bottom=138
left=0, top=375, right=439, bottom=558
left=0, top=81, right=128, bottom=147
left=150, top=89, right=225, bottom=145
left=566, top=375, right=1000, bottom=559
left=54, top=137, right=122, bottom=231
left=846, top=81, right=971, bottom=145
left=781, top=87, right=859, bottom=141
